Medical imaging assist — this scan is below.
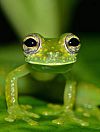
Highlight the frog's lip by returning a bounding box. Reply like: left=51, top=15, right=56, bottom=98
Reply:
left=27, top=60, right=76, bottom=66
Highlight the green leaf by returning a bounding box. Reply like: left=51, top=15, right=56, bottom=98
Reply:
left=0, top=96, right=100, bottom=132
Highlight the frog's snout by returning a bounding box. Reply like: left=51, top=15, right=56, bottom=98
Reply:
left=47, top=51, right=62, bottom=59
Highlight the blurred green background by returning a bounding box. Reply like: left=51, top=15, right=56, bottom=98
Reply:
left=1, top=0, right=100, bottom=39
left=0, top=0, right=100, bottom=131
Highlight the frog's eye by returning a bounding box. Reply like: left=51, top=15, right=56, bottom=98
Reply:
left=65, top=33, right=80, bottom=54
left=23, top=34, right=41, bottom=55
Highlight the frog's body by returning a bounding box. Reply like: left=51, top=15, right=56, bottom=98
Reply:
left=4, top=33, right=100, bottom=126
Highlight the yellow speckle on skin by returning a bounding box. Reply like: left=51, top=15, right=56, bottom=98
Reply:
left=62, top=59, right=66, bottom=63
left=43, top=56, right=46, bottom=61
left=36, top=53, right=42, bottom=57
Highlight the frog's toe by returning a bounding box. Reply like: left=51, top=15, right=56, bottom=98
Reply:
left=52, top=118, right=64, bottom=125
left=5, top=115, right=16, bottom=122
left=48, top=103, right=62, bottom=110
left=71, top=116, right=89, bottom=126
left=20, top=104, right=32, bottom=110
left=76, top=107, right=91, bottom=117
left=35, top=103, right=62, bottom=116
left=41, top=109, right=61, bottom=116
left=25, top=110, right=40, bottom=118
left=77, top=106, right=100, bottom=120
left=22, top=117, right=38, bottom=126
left=41, top=103, right=62, bottom=116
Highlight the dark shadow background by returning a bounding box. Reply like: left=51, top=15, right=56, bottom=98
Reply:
left=71, top=0, right=100, bottom=32
left=0, top=0, right=100, bottom=43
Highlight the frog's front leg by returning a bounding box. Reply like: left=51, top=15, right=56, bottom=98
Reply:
left=52, top=75, right=88, bottom=126
left=5, top=64, right=40, bottom=125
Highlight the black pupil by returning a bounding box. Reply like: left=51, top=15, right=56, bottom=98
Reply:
left=68, top=38, right=80, bottom=46
left=24, top=38, right=37, bottom=47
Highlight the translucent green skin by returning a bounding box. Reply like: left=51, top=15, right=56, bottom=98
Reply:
left=5, top=33, right=100, bottom=126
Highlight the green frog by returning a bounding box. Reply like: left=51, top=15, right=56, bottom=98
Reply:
left=5, top=33, right=100, bottom=126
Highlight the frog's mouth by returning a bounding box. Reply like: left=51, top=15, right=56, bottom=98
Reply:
left=25, top=55, right=77, bottom=66
left=27, top=60, right=76, bottom=66
left=26, top=56, right=76, bottom=73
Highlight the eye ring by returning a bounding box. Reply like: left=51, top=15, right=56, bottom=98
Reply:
left=65, top=33, right=80, bottom=54
left=23, top=33, right=41, bottom=55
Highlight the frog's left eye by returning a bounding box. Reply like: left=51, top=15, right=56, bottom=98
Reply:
left=23, top=34, right=41, bottom=55
left=65, top=33, right=80, bottom=54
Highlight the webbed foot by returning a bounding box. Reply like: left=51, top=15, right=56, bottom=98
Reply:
left=5, top=105, right=40, bottom=126
left=52, top=110, right=89, bottom=126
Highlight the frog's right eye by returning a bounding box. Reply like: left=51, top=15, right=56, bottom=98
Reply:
left=23, top=34, right=41, bottom=55
left=65, top=33, right=80, bottom=54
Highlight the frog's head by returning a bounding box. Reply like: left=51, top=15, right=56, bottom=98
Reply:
left=22, top=33, right=80, bottom=72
